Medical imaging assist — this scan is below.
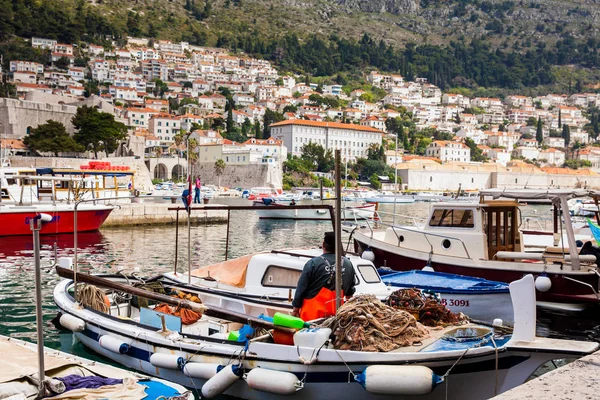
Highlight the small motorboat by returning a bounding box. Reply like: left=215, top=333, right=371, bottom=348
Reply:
left=379, top=269, right=513, bottom=324
left=0, top=335, right=193, bottom=399
left=253, top=199, right=377, bottom=221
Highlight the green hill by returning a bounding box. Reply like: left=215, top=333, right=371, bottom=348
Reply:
left=2, top=0, right=600, bottom=94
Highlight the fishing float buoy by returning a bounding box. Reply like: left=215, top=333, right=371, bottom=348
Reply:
left=356, top=365, right=443, bottom=396
left=201, top=364, right=243, bottom=399
left=183, top=363, right=223, bottom=379
left=535, top=274, right=552, bottom=292
left=150, top=353, right=185, bottom=370
left=59, top=314, right=85, bottom=332
left=361, top=249, right=375, bottom=262
left=98, top=335, right=129, bottom=354
left=244, top=368, right=303, bottom=395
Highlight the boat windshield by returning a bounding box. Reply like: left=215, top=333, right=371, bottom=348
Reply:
left=429, top=209, right=474, bottom=228
left=357, top=264, right=381, bottom=284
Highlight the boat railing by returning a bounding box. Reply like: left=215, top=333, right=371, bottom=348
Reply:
left=371, top=210, right=427, bottom=228
left=521, top=216, right=551, bottom=231
left=358, top=214, right=473, bottom=260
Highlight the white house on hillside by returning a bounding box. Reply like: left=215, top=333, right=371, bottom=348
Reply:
left=269, top=119, right=383, bottom=162
left=425, top=141, right=470, bottom=163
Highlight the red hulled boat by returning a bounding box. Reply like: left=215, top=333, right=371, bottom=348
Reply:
left=0, top=203, right=113, bottom=236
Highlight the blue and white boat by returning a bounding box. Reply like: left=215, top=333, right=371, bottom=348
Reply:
left=380, top=269, right=513, bottom=325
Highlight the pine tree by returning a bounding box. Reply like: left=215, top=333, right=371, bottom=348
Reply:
left=558, top=109, right=562, bottom=128
left=536, top=119, right=543, bottom=144
left=562, top=124, right=570, bottom=147
left=254, top=120, right=262, bottom=139
left=226, top=105, right=234, bottom=134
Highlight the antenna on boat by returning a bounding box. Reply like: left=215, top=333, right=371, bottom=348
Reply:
left=334, top=149, right=343, bottom=311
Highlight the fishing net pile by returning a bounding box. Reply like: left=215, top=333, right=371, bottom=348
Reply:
left=319, top=294, right=429, bottom=352
left=385, top=289, right=467, bottom=327
left=154, top=290, right=204, bottom=325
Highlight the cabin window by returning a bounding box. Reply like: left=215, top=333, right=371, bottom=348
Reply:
left=357, top=265, right=380, bottom=284
left=428, top=209, right=475, bottom=228
left=261, top=265, right=302, bottom=288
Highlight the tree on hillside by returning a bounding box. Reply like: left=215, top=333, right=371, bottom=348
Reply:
left=226, top=104, right=234, bottom=134
left=464, top=137, right=486, bottom=162
left=214, top=159, right=226, bottom=187
left=55, top=57, right=71, bottom=70
left=558, top=109, right=562, bottom=128
left=536, top=119, right=544, bottom=144
left=300, top=142, right=334, bottom=172
left=262, top=108, right=284, bottom=138
left=72, top=106, right=128, bottom=159
left=254, top=119, right=262, bottom=139
left=23, top=120, right=83, bottom=156
left=562, top=124, right=570, bottom=147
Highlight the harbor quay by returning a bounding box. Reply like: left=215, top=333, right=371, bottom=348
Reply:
left=494, top=349, right=600, bottom=399
left=103, top=202, right=229, bottom=227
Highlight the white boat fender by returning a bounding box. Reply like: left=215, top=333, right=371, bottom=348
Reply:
left=356, top=365, right=443, bottom=396
left=201, top=364, right=243, bottom=399
left=149, top=353, right=185, bottom=370
left=244, top=368, right=303, bottom=395
left=182, top=363, right=222, bottom=379
left=59, top=314, right=85, bottom=332
left=98, top=335, right=130, bottom=354
left=534, top=274, right=552, bottom=292
left=361, top=249, right=375, bottom=262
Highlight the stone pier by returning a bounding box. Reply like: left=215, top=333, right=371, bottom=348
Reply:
left=103, top=203, right=228, bottom=227
left=493, top=350, right=600, bottom=399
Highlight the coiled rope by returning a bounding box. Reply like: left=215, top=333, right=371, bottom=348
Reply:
left=78, top=284, right=109, bottom=313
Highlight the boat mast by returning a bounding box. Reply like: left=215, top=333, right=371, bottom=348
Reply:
left=187, top=137, right=192, bottom=284
left=334, top=149, right=342, bottom=311
left=393, top=132, right=398, bottom=225
left=558, top=194, right=580, bottom=270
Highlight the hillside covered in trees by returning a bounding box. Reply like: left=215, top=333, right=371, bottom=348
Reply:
left=1, top=0, right=600, bottom=94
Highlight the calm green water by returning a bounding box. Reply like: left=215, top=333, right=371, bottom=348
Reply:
left=1, top=200, right=598, bottom=362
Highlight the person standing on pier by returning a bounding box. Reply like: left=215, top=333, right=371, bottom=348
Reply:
left=292, top=232, right=356, bottom=321
left=194, top=176, right=201, bottom=204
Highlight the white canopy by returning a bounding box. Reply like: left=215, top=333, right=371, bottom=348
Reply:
left=480, top=189, right=600, bottom=202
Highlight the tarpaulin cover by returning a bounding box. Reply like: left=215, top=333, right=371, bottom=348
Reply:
left=55, top=375, right=122, bottom=392
left=190, top=254, right=258, bottom=288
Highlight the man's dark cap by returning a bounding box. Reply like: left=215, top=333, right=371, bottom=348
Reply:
left=324, top=231, right=336, bottom=248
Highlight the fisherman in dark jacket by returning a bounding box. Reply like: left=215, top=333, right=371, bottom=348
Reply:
left=292, top=231, right=356, bottom=320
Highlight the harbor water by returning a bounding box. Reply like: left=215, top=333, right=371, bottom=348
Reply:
left=1, top=200, right=599, bottom=367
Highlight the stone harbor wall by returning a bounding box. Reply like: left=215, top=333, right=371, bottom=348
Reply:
left=192, top=162, right=283, bottom=189
left=0, top=98, right=79, bottom=138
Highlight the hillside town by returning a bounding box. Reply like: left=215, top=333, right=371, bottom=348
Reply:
left=2, top=36, right=600, bottom=190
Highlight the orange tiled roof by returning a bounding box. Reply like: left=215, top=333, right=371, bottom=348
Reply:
left=270, top=119, right=383, bottom=133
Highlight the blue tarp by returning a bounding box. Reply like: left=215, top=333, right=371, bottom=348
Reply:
left=380, top=269, right=509, bottom=294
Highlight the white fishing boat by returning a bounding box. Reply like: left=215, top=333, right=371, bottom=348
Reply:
left=0, top=335, right=193, bottom=399
left=252, top=200, right=377, bottom=221
left=363, top=191, right=416, bottom=204
left=353, top=189, right=600, bottom=312
left=53, top=271, right=598, bottom=400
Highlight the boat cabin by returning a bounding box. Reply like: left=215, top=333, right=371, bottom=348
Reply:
left=382, top=200, right=523, bottom=261
left=0, top=167, right=135, bottom=204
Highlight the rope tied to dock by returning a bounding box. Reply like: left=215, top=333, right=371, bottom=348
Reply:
left=319, top=294, right=428, bottom=352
